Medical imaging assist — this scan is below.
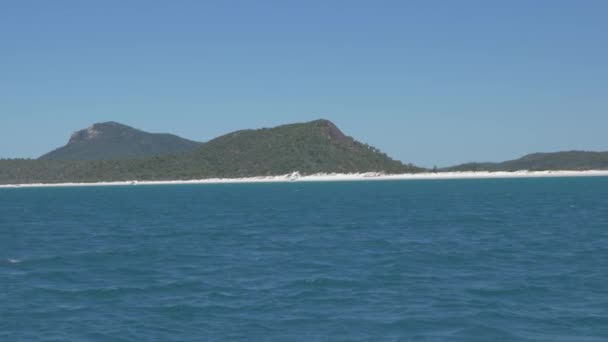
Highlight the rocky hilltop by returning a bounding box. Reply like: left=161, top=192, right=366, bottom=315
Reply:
left=39, top=122, right=201, bottom=160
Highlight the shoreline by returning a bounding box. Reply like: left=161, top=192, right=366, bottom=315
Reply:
left=1, top=170, right=608, bottom=188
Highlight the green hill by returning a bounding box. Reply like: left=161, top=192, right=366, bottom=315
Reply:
left=445, top=151, right=608, bottom=171
left=187, top=119, right=415, bottom=176
left=0, top=119, right=423, bottom=184
left=39, top=122, right=201, bottom=160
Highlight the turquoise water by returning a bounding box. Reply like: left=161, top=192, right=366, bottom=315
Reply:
left=2, top=178, right=608, bottom=341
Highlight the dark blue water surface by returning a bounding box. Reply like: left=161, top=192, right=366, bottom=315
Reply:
left=2, top=177, right=608, bottom=341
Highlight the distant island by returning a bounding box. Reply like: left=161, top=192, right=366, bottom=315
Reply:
left=0, top=119, right=421, bottom=184
left=0, top=119, right=607, bottom=185
left=444, top=151, right=608, bottom=172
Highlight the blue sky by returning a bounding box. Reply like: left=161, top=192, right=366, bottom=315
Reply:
left=1, top=0, right=607, bottom=167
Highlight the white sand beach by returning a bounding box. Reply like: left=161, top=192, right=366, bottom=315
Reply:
left=1, top=170, right=608, bottom=189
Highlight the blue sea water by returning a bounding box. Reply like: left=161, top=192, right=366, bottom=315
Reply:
left=1, top=177, right=608, bottom=341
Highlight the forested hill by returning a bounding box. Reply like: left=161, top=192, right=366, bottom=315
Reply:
left=0, top=119, right=423, bottom=184
left=445, top=151, right=608, bottom=171
left=39, top=122, right=201, bottom=160
left=187, top=119, right=417, bottom=176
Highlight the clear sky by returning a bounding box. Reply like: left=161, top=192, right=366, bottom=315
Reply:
left=1, top=0, right=607, bottom=167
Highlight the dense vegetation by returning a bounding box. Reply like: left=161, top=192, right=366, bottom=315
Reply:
left=445, top=151, right=608, bottom=172
left=0, top=119, right=423, bottom=184
left=39, top=122, right=201, bottom=160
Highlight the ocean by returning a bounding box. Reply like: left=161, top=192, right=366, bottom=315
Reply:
left=2, top=177, right=608, bottom=341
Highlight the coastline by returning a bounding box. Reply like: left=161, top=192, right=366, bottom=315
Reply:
left=1, top=170, right=608, bottom=189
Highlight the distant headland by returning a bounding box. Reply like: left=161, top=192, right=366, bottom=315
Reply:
left=0, top=119, right=607, bottom=185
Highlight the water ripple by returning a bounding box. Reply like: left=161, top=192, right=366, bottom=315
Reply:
left=2, top=178, right=608, bottom=340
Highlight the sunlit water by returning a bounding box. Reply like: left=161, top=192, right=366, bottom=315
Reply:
left=2, top=178, right=608, bottom=341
